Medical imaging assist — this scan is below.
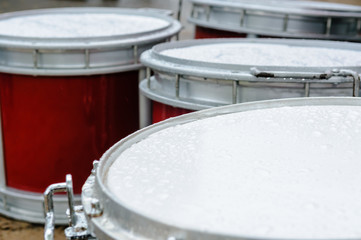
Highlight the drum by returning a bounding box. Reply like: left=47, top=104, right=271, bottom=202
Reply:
left=188, top=0, right=361, bottom=40
left=139, top=38, right=361, bottom=124
left=44, top=97, right=361, bottom=240
left=0, top=7, right=181, bottom=224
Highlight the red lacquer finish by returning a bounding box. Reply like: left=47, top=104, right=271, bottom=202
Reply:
left=195, top=26, right=247, bottom=39
left=0, top=71, right=139, bottom=193
left=152, top=101, right=192, bottom=123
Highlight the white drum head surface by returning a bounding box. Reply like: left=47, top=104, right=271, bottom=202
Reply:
left=162, top=43, right=361, bottom=67
left=0, top=13, right=170, bottom=38
left=107, top=105, right=361, bottom=239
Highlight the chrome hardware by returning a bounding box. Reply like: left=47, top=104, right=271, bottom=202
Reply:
left=91, top=161, right=99, bottom=176
left=250, top=67, right=360, bottom=97
left=332, top=69, right=360, bottom=97
left=44, top=174, right=94, bottom=240
left=304, top=82, right=310, bottom=97
left=206, top=5, right=211, bottom=21
left=240, top=9, right=246, bottom=27
left=133, top=45, right=139, bottom=64
left=326, top=17, right=332, bottom=36
left=33, top=49, right=39, bottom=69
left=188, top=2, right=361, bottom=41
left=88, top=198, right=103, bottom=218
left=147, top=67, right=151, bottom=88
left=85, top=49, right=90, bottom=69
left=283, top=14, right=289, bottom=32
left=175, top=74, right=180, bottom=98
left=232, top=81, right=238, bottom=104
left=250, top=67, right=333, bottom=79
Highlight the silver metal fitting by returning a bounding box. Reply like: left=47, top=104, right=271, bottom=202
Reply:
left=88, top=198, right=103, bottom=218
left=43, top=175, right=94, bottom=240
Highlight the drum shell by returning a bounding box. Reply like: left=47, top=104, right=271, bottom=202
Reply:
left=0, top=7, right=181, bottom=224
left=0, top=71, right=139, bottom=193
left=82, top=97, right=361, bottom=240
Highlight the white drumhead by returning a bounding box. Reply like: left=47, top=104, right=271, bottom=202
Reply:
left=162, top=43, right=361, bottom=67
left=0, top=12, right=169, bottom=38
left=107, top=105, right=361, bottom=239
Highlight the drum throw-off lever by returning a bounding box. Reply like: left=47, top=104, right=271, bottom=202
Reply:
left=43, top=174, right=94, bottom=240
left=250, top=67, right=360, bottom=97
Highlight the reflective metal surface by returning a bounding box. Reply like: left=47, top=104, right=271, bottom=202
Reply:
left=140, top=38, right=361, bottom=111
left=0, top=7, right=181, bottom=76
left=189, top=0, right=361, bottom=41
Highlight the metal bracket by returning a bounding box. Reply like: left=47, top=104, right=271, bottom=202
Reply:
left=43, top=174, right=95, bottom=240
left=250, top=67, right=360, bottom=97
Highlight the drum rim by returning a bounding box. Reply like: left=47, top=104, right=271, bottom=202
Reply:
left=84, top=97, right=361, bottom=240
left=190, top=0, right=361, bottom=17
left=0, top=7, right=181, bottom=76
left=0, top=7, right=180, bottom=48
left=0, top=186, right=80, bottom=224
left=188, top=0, right=361, bottom=41
left=140, top=38, right=361, bottom=82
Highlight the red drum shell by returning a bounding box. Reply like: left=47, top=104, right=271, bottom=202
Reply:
left=194, top=26, right=247, bottom=39
left=152, top=101, right=192, bottom=123
left=0, top=71, right=139, bottom=193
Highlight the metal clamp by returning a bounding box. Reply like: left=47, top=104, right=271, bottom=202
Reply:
left=43, top=175, right=94, bottom=240
left=251, top=67, right=360, bottom=97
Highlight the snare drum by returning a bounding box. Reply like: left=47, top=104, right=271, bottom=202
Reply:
left=189, top=0, right=361, bottom=40
left=0, top=7, right=181, bottom=224
left=139, top=38, right=361, bottom=124
left=45, top=97, right=361, bottom=240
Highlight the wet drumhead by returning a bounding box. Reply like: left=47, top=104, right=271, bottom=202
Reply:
left=0, top=11, right=170, bottom=38
left=106, top=104, right=361, bottom=239
left=161, top=42, right=361, bottom=67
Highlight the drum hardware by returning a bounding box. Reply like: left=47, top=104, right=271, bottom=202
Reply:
left=43, top=160, right=187, bottom=240
left=250, top=68, right=361, bottom=97
left=140, top=38, right=361, bottom=125
left=143, top=66, right=360, bottom=109
left=44, top=173, right=96, bottom=240
left=175, top=74, right=180, bottom=98
left=147, top=67, right=152, bottom=88
left=1, top=46, right=145, bottom=75
left=33, top=49, right=39, bottom=69
left=189, top=0, right=361, bottom=40
left=85, top=49, right=90, bottom=69
left=133, top=45, right=139, bottom=64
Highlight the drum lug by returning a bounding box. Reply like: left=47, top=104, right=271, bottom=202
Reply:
left=44, top=174, right=94, bottom=240
left=91, top=160, right=99, bottom=176
left=87, top=198, right=103, bottom=218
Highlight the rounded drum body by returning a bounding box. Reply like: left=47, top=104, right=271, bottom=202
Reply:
left=78, top=97, right=361, bottom=240
left=189, top=0, right=361, bottom=40
left=139, top=38, right=361, bottom=124
left=0, top=7, right=181, bottom=223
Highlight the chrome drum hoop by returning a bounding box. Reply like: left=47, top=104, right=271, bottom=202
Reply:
left=0, top=7, right=182, bottom=76
left=188, top=0, right=361, bottom=41
left=139, top=38, right=361, bottom=110
left=0, top=187, right=80, bottom=224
